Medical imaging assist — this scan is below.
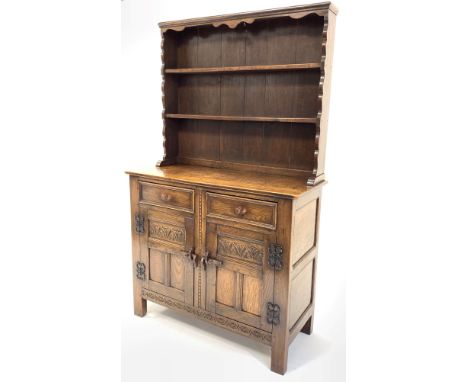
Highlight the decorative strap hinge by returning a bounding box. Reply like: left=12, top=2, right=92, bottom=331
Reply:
left=267, top=302, right=280, bottom=325
left=136, top=261, right=146, bottom=280
left=268, top=243, right=283, bottom=271
left=135, top=214, right=145, bottom=234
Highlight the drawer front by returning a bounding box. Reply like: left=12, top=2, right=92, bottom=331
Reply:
left=139, top=182, right=194, bottom=213
left=206, top=193, right=277, bottom=230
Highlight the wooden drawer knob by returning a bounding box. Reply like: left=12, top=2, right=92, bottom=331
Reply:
left=160, top=192, right=172, bottom=202
left=234, top=206, right=247, bottom=216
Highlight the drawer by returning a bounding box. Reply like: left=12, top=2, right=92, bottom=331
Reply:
left=139, top=182, right=194, bottom=213
left=206, top=193, right=277, bottom=230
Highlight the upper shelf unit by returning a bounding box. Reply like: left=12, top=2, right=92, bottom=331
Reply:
left=157, top=3, right=337, bottom=186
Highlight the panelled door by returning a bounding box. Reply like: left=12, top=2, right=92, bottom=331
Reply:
left=204, top=223, right=275, bottom=332
left=139, top=206, right=196, bottom=305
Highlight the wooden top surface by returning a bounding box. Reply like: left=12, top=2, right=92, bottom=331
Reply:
left=126, top=165, right=321, bottom=199
left=159, top=3, right=338, bottom=31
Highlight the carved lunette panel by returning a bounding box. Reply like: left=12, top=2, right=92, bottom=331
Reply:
left=149, top=221, right=186, bottom=245
left=217, top=235, right=263, bottom=265
left=141, top=289, right=272, bottom=345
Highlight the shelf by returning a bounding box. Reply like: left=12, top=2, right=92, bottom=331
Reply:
left=165, top=114, right=317, bottom=124
left=165, top=63, right=320, bottom=74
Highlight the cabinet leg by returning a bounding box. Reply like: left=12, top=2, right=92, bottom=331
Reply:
left=134, top=296, right=147, bottom=317
left=300, top=315, right=313, bottom=335
left=271, top=336, right=289, bottom=375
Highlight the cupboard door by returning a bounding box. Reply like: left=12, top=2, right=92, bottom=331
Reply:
left=140, top=206, right=196, bottom=305
left=205, top=223, right=275, bottom=332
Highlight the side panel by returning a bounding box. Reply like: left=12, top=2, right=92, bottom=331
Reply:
left=288, top=187, right=322, bottom=336
left=290, top=198, right=318, bottom=265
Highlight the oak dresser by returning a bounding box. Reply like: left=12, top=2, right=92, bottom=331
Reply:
left=127, top=2, right=337, bottom=374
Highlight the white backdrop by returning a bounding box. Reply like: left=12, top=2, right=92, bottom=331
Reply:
left=1, top=1, right=467, bottom=381
left=121, top=1, right=345, bottom=381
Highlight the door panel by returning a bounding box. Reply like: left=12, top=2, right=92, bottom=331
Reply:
left=140, top=205, right=195, bottom=305
left=205, top=222, right=275, bottom=332
left=242, top=275, right=262, bottom=315
left=216, top=268, right=236, bottom=307
left=170, top=255, right=186, bottom=290
left=149, top=248, right=165, bottom=284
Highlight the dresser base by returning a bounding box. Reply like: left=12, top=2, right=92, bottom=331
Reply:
left=129, top=170, right=323, bottom=375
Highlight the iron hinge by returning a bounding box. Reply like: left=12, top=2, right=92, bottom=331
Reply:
left=268, top=243, right=283, bottom=271
left=267, top=302, right=280, bottom=325
left=135, top=214, right=145, bottom=234
left=136, top=261, right=146, bottom=280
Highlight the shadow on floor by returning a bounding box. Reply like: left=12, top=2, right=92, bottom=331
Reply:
left=143, top=302, right=331, bottom=371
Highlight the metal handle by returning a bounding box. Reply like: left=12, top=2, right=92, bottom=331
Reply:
left=160, top=192, right=172, bottom=202
left=185, top=248, right=197, bottom=267
left=234, top=206, right=247, bottom=216
left=201, top=251, right=223, bottom=270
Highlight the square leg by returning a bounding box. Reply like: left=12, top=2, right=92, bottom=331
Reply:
left=271, top=329, right=289, bottom=375
left=134, top=295, right=147, bottom=317
left=300, top=315, right=313, bottom=335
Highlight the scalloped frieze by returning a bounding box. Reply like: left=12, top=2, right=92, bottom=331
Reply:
left=159, top=4, right=333, bottom=33
left=289, top=11, right=315, bottom=19
left=212, top=18, right=255, bottom=29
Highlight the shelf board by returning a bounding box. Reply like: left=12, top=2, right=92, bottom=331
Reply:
left=165, top=114, right=317, bottom=124
left=165, top=63, right=321, bottom=74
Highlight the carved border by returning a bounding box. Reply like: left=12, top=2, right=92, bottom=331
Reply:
left=156, top=30, right=178, bottom=167
left=308, top=14, right=328, bottom=186
left=156, top=29, right=168, bottom=167
left=149, top=221, right=186, bottom=245
left=197, top=191, right=202, bottom=307
left=217, top=235, right=264, bottom=265
left=141, top=288, right=272, bottom=345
